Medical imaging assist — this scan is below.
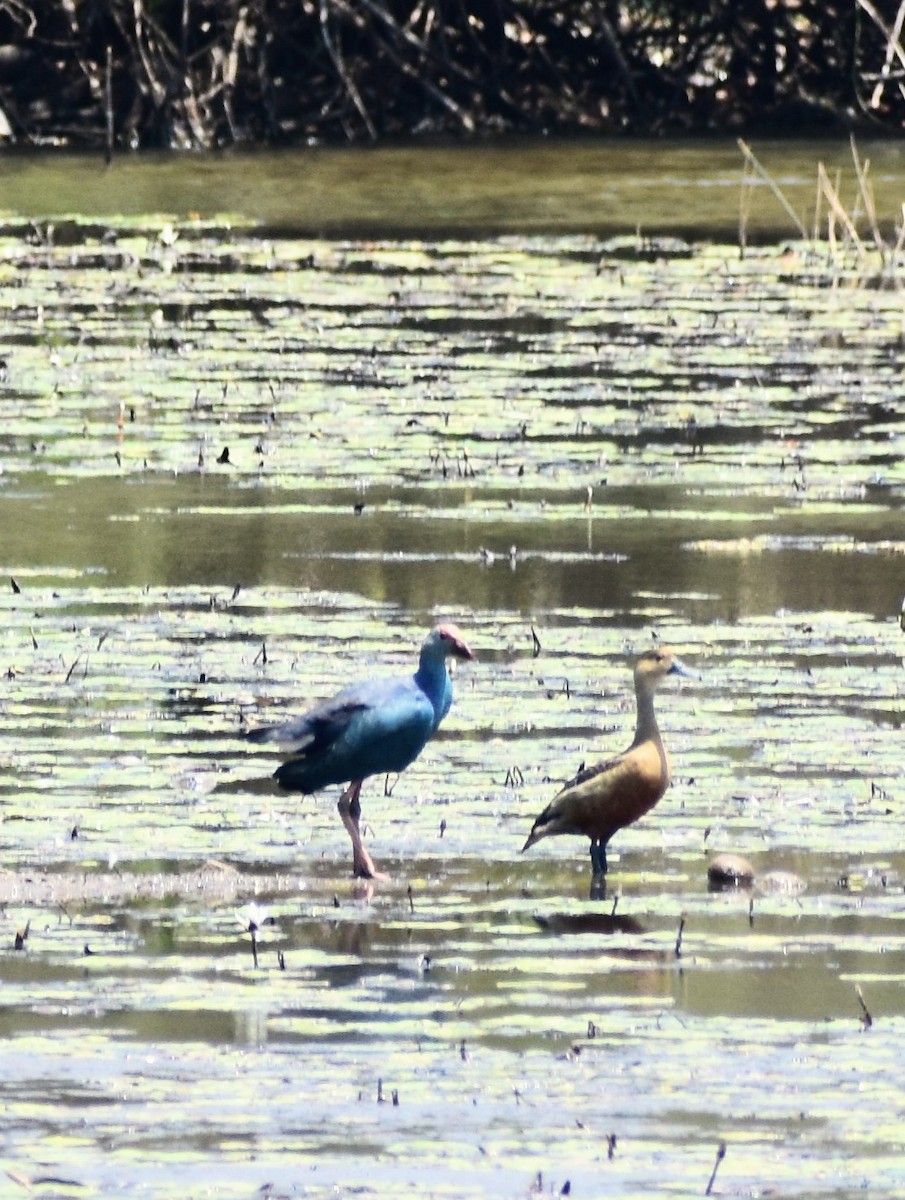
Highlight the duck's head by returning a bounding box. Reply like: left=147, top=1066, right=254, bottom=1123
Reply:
left=634, top=646, right=693, bottom=689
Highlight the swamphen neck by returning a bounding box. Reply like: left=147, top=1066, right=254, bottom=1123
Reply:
left=413, top=623, right=475, bottom=727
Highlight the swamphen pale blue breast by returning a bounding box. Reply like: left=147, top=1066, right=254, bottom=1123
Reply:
left=246, top=623, right=475, bottom=878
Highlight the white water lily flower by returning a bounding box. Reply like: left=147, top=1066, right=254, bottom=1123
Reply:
left=235, top=902, right=276, bottom=936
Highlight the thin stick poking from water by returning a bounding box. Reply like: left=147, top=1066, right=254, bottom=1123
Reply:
left=675, top=914, right=686, bottom=958
left=856, top=985, right=873, bottom=1029
left=737, top=140, right=807, bottom=238
left=64, top=653, right=83, bottom=683
left=850, top=137, right=883, bottom=256
left=738, top=158, right=753, bottom=258
left=817, top=162, right=866, bottom=259
left=705, top=1141, right=726, bottom=1195
left=531, top=625, right=542, bottom=657
left=104, top=45, right=114, bottom=165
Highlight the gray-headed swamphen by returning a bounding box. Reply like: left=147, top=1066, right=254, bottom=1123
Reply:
left=246, top=623, right=475, bottom=878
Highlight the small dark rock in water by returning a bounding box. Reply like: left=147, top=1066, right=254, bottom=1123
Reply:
left=707, top=852, right=756, bottom=890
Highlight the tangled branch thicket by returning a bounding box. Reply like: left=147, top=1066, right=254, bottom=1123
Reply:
left=0, top=1, right=903, bottom=149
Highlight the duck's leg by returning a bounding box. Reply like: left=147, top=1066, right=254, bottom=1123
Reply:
left=589, top=838, right=608, bottom=900
left=337, top=781, right=385, bottom=880
left=589, top=839, right=608, bottom=876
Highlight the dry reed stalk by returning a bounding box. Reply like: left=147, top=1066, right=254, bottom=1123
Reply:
left=737, top=139, right=807, bottom=238
left=849, top=136, right=885, bottom=259
left=817, top=162, right=867, bottom=259
left=738, top=158, right=755, bottom=257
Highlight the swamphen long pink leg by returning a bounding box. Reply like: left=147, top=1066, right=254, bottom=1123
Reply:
left=337, top=781, right=386, bottom=879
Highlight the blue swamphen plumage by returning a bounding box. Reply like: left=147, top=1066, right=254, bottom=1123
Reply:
left=522, top=647, right=691, bottom=895
left=246, top=623, right=475, bottom=878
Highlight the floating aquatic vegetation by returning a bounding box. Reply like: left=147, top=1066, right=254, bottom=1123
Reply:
left=0, top=215, right=903, bottom=1196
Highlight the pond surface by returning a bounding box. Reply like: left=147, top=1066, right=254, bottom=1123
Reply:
left=0, top=142, right=903, bottom=1197
left=4, top=136, right=905, bottom=237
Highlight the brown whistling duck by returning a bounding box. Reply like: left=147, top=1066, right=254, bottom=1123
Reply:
left=522, top=647, right=692, bottom=884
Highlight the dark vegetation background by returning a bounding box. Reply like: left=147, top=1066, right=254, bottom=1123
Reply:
left=0, top=1, right=901, bottom=149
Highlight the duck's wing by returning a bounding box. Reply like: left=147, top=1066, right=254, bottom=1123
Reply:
left=560, top=749, right=627, bottom=793
left=525, top=742, right=667, bottom=847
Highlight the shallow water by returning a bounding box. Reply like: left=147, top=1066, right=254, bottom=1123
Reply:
left=3, top=137, right=905, bottom=237
left=0, top=150, right=903, bottom=1196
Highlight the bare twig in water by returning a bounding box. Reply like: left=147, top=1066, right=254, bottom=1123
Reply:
left=705, top=1141, right=727, bottom=1195
left=856, top=985, right=873, bottom=1029
left=737, top=139, right=808, bottom=238
left=675, top=913, right=686, bottom=958
left=104, top=44, right=114, bottom=163
left=817, top=162, right=866, bottom=259
left=64, top=653, right=84, bottom=683
left=849, top=136, right=884, bottom=255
